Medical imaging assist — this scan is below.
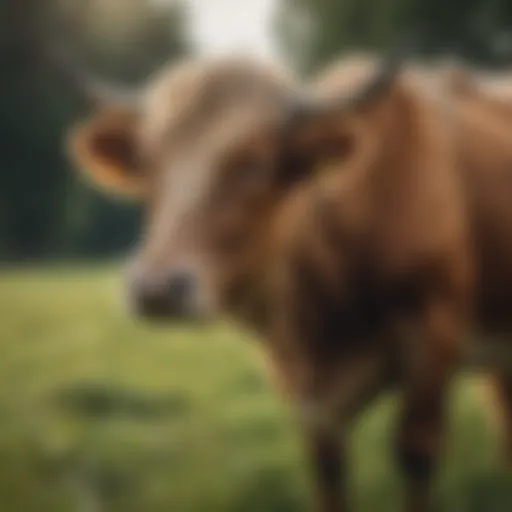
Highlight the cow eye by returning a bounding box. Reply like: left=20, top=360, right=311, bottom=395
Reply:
left=214, top=231, right=245, bottom=257
left=239, top=147, right=271, bottom=176
left=220, top=146, right=270, bottom=193
left=241, top=157, right=263, bottom=176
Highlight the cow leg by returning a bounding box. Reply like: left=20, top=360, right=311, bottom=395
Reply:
left=397, top=380, right=447, bottom=512
left=267, top=344, right=391, bottom=512
left=302, top=423, right=346, bottom=512
left=298, top=355, right=390, bottom=512
left=395, top=300, right=463, bottom=512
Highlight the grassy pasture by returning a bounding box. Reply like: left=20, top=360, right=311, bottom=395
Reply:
left=0, top=266, right=511, bottom=511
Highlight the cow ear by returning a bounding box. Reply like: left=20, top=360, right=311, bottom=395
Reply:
left=67, top=107, right=145, bottom=198
left=281, top=113, right=379, bottom=189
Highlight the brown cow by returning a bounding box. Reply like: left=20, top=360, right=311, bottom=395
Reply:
left=64, top=51, right=512, bottom=512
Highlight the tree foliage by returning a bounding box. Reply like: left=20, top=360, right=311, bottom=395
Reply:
left=274, top=0, right=512, bottom=76
left=0, top=0, right=189, bottom=261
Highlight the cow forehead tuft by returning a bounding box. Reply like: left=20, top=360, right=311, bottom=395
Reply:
left=144, top=56, right=294, bottom=110
left=138, top=56, right=296, bottom=151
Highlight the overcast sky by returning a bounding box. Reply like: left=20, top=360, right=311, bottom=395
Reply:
left=163, top=0, right=279, bottom=59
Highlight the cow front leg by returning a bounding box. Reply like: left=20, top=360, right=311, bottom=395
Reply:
left=267, top=344, right=390, bottom=512
left=395, top=300, right=463, bottom=512
left=297, top=356, right=388, bottom=512
left=397, top=379, right=447, bottom=512
left=264, top=351, right=347, bottom=511
left=302, top=421, right=346, bottom=512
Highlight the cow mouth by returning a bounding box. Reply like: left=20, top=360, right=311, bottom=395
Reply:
left=130, top=295, right=214, bottom=325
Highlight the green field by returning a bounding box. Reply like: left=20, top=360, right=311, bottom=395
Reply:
left=0, top=266, right=511, bottom=511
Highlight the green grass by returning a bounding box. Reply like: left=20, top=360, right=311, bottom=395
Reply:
left=0, top=266, right=510, bottom=511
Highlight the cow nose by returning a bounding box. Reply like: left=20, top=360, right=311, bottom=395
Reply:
left=129, top=269, right=197, bottom=319
left=166, top=270, right=196, bottom=307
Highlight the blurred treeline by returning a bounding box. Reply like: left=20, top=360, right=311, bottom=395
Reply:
left=276, top=0, right=512, bottom=74
left=0, top=0, right=189, bottom=262
left=3, top=0, right=512, bottom=262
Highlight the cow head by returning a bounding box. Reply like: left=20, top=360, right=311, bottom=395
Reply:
left=65, top=52, right=403, bottom=322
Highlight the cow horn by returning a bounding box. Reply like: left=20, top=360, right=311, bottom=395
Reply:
left=44, top=42, right=141, bottom=108
left=343, top=45, right=406, bottom=109
left=287, top=44, right=408, bottom=126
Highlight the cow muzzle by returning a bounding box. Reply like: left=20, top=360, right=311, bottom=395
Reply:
left=126, top=267, right=206, bottom=322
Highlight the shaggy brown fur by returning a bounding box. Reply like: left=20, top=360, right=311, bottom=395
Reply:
left=439, top=61, right=512, bottom=470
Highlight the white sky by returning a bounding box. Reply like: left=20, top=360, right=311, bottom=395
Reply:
left=156, top=0, right=279, bottom=59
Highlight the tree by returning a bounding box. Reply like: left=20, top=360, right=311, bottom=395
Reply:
left=0, top=0, right=190, bottom=261
left=274, top=0, right=512, bottom=77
